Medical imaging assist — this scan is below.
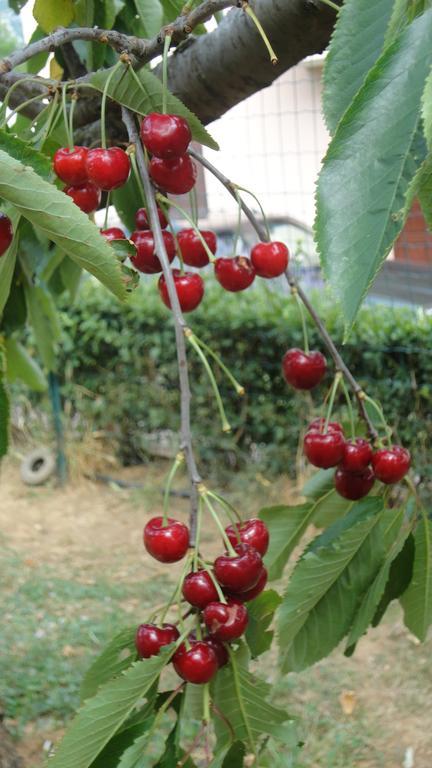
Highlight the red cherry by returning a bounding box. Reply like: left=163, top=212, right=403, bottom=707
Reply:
left=203, top=599, right=248, bottom=641
left=177, top=229, right=217, bottom=268
left=173, top=640, right=218, bottom=684
left=149, top=155, right=197, bottom=195
left=334, top=467, right=375, bottom=500
left=64, top=182, right=101, bottom=213
left=130, top=230, right=175, bottom=274
left=304, top=430, right=345, bottom=468
left=227, top=567, right=268, bottom=602
left=214, top=544, right=263, bottom=593
left=214, top=256, right=256, bottom=292
left=372, top=446, right=411, bottom=484
left=340, top=438, right=373, bottom=474
left=225, top=519, right=269, bottom=556
left=53, top=146, right=88, bottom=185
left=307, top=418, right=344, bottom=435
left=135, top=206, right=168, bottom=230
left=143, top=516, right=189, bottom=563
left=86, top=147, right=130, bottom=191
left=0, top=213, right=13, bottom=256
left=135, top=622, right=179, bottom=659
left=182, top=570, right=219, bottom=609
left=282, top=348, right=327, bottom=390
left=250, top=241, right=289, bottom=278
left=158, top=269, right=204, bottom=313
left=204, top=637, right=229, bottom=668
left=100, top=227, right=126, bottom=242
left=141, top=113, right=192, bottom=159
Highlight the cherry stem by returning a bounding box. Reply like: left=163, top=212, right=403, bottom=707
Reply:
left=292, top=287, right=309, bottom=354
left=61, top=83, right=73, bottom=149
left=203, top=684, right=211, bottom=723
left=157, top=193, right=215, bottom=263
left=3, top=94, right=47, bottom=126
left=362, top=394, right=392, bottom=442
left=189, top=185, right=198, bottom=226
left=163, top=451, right=184, bottom=524
left=241, top=2, right=278, bottom=65
left=129, top=150, right=147, bottom=206
left=193, top=495, right=204, bottom=571
left=163, top=205, right=185, bottom=275
left=189, top=332, right=245, bottom=396
left=232, top=186, right=242, bottom=256
left=341, top=376, right=355, bottom=439
left=201, top=493, right=237, bottom=556
left=103, top=191, right=111, bottom=230
left=162, top=33, right=172, bottom=115
left=197, top=556, right=227, bottom=603
left=324, top=371, right=342, bottom=433
left=34, top=91, right=61, bottom=149
left=0, top=76, right=49, bottom=126
left=100, top=60, right=122, bottom=149
left=205, top=490, right=242, bottom=525
left=160, top=553, right=193, bottom=624
left=186, top=331, right=231, bottom=433
left=234, top=184, right=271, bottom=242
left=195, top=613, right=202, bottom=640
left=68, top=92, right=77, bottom=145
left=319, top=0, right=340, bottom=11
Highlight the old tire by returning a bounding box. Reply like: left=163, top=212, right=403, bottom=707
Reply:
left=20, top=448, right=56, bottom=486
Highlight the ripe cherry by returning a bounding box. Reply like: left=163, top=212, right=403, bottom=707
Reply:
left=100, top=227, right=126, bottom=241
left=173, top=640, right=218, bottom=684
left=0, top=213, right=13, bottom=256
left=64, top=182, right=101, bottom=213
left=225, top=519, right=269, bottom=557
left=149, top=155, right=197, bottom=195
left=250, top=241, right=289, bottom=278
left=304, top=429, right=345, bottom=468
left=182, top=570, right=219, bottom=609
left=204, top=637, right=229, bottom=668
left=227, top=566, right=268, bottom=602
left=86, top=147, right=130, bottom=191
left=130, top=230, right=175, bottom=274
left=214, top=544, right=263, bottom=593
left=203, top=599, right=248, bottom=641
left=53, top=146, right=88, bottom=185
left=372, top=445, right=411, bottom=484
left=334, top=467, right=375, bottom=500
left=135, top=206, right=168, bottom=231
left=282, top=348, right=327, bottom=390
left=177, top=228, right=217, bottom=268
left=158, top=269, right=204, bottom=313
left=135, top=623, right=179, bottom=659
left=307, top=418, right=344, bottom=435
left=141, top=113, right=192, bottom=159
left=214, top=256, right=256, bottom=292
left=143, top=516, right=189, bottom=563
left=340, top=438, right=373, bottom=474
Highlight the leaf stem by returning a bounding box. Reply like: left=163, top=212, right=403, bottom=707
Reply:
left=162, top=33, right=172, bottom=115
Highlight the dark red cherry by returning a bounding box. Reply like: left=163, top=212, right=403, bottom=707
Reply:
left=250, top=241, right=289, bottom=278
left=304, top=430, right=345, bottom=469
left=340, top=438, right=373, bottom=474
left=372, top=445, right=411, bottom=484
left=86, top=147, right=130, bottom=191
left=203, top=599, right=248, bottom=641
left=177, top=228, right=217, bottom=268
left=158, top=269, right=204, bottom=313
left=143, top=516, right=189, bottom=563
left=173, top=640, right=218, bottom=684
left=0, top=213, right=13, bottom=256
left=135, top=206, right=168, bottom=230
left=282, top=348, right=327, bottom=390
left=182, top=570, right=219, bottom=609
left=334, top=467, right=375, bottom=500
left=204, top=637, right=229, bottom=668
left=214, top=256, right=256, bottom=292
left=53, top=146, right=88, bottom=185
left=64, top=182, right=101, bottom=213
left=225, top=519, right=269, bottom=556
left=307, top=418, right=344, bottom=435
left=227, top=566, right=268, bottom=602
left=130, top=230, right=175, bottom=274
left=149, top=155, right=197, bottom=195
left=135, top=622, right=179, bottom=658
left=100, top=227, right=126, bottom=242
left=141, top=113, right=192, bottom=159
left=214, top=544, right=263, bottom=593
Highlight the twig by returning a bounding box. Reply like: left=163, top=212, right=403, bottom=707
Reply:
left=122, top=107, right=202, bottom=544
left=189, top=147, right=379, bottom=441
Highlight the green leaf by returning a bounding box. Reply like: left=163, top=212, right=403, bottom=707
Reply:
left=80, top=626, right=138, bottom=702
left=209, top=742, right=246, bottom=768
left=89, top=66, right=219, bottom=151
left=0, top=150, right=126, bottom=300
left=0, top=212, right=18, bottom=316
left=385, top=0, right=432, bottom=45
left=134, top=0, right=163, bottom=37
left=0, top=343, right=10, bottom=459
left=5, top=337, right=47, bottom=391
left=24, top=25, right=50, bottom=74
left=259, top=504, right=316, bottom=580
left=302, top=471, right=355, bottom=526
left=89, top=722, right=153, bottom=768
left=23, top=284, right=61, bottom=371
left=373, top=532, right=415, bottom=626
left=278, top=497, right=385, bottom=672
left=112, top=171, right=145, bottom=232
left=33, top=0, right=74, bottom=32
left=401, top=510, right=432, bottom=641
left=323, top=0, right=395, bottom=134
left=302, top=468, right=334, bottom=498
left=245, top=589, right=281, bottom=658
left=59, top=256, right=82, bottom=302
left=422, top=68, right=432, bottom=149
left=0, top=132, right=53, bottom=180
left=315, top=10, right=432, bottom=332
left=117, top=713, right=173, bottom=768
left=49, top=652, right=170, bottom=768
left=109, top=238, right=137, bottom=263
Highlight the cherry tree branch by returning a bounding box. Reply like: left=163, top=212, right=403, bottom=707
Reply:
left=189, top=148, right=379, bottom=441
left=122, top=107, right=202, bottom=544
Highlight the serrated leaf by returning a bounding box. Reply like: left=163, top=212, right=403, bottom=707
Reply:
left=24, top=25, right=50, bottom=74
left=59, top=256, right=82, bottom=302
left=209, top=742, right=246, bottom=768
left=0, top=343, right=10, bottom=459
left=323, top=0, right=394, bottom=134
left=373, top=532, right=415, bottom=625
left=5, top=337, right=47, bottom=391
left=23, top=283, right=61, bottom=371
left=0, top=150, right=126, bottom=300
left=117, top=713, right=173, bottom=768
left=33, top=0, right=74, bottom=32
left=422, top=68, right=432, bottom=150
left=50, top=651, right=170, bottom=768
left=80, top=626, right=137, bottom=702
left=315, top=10, right=432, bottom=332
left=89, top=66, right=219, bottom=151
left=401, top=510, right=432, bottom=641
left=112, top=171, right=145, bottom=232
left=109, top=238, right=137, bottom=263
left=259, top=504, right=316, bottom=581
left=245, top=589, right=281, bottom=658
left=0, top=132, right=52, bottom=179
left=385, top=0, right=432, bottom=45
left=134, top=0, right=163, bottom=37
left=278, top=497, right=385, bottom=672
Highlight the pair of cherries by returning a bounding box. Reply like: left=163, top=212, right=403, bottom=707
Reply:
left=0, top=213, right=13, bottom=257
left=53, top=145, right=131, bottom=213
left=141, top=113, right=197, bottom=195
left=213, top=239, right=288, bottom=294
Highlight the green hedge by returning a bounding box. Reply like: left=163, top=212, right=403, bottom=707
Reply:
left=52, top=280, right=431, bottom=478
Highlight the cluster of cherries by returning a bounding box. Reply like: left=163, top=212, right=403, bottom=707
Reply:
left=0, top=212, right=13, bottom=257
left=53, top=144, right=131, bottom=211
left=135, top=514, right=269, bottom=684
